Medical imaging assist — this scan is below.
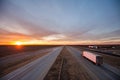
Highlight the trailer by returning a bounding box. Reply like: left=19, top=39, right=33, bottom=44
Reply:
left=82, top=51, right=103, bottom=65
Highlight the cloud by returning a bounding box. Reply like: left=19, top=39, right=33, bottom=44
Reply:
left=0, top=3, right=59, bottom=42
left=0, top=0, right=59, bottom=44
left=42, top=34, right=66, bottom=41
left=0, top=15, right=59, bottom=44
left=97, top=29, right=120, bottom=41
left=0, top=0, right=7, bottom=15
left=0, top=27, right=32, bottom=42
left=0, top=0, right=120, bottom=45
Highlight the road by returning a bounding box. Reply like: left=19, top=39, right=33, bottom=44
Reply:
left=67, top=46, right=120, bottom=80
left=1, top=47, right=63, bottom=80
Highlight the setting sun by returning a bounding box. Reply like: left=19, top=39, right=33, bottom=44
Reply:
left=15, top=41, right=22, bottom=45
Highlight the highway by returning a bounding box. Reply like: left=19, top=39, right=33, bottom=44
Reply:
left=67, top=46, right=120, bottom=80
left=1, top=46, right=120, bottom=80
left=1, top=47, right=63, bottom=80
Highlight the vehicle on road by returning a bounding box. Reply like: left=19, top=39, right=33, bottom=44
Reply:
left=82, top=51, right=103, bottom=65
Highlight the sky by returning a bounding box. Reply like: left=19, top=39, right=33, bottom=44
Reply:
left=0, top=0, right=120, bottom=45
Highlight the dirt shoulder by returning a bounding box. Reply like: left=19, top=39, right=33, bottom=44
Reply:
left=44, top=47, right=93, bottom=80
left=0, top=51, right=49, bottom=77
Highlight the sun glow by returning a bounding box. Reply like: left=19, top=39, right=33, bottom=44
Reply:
left=15, top=41, right=22, bottom=45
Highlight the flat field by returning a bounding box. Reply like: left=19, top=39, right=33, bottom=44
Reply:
left=0, top=45, right=58, bottom=58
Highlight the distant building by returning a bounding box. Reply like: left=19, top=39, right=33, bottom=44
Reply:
left=88, top=45, right=98, bottom=49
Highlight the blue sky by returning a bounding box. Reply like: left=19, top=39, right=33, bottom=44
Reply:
left=0, top=0, right=120, bottom=45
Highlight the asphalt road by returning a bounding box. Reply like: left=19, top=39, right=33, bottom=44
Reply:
left=67, top=46, right=120, bottom=80
left=1, top=47, right=63, bottom=80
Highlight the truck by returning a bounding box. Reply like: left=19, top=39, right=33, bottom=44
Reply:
left=82, top=51, right=103, bottom=65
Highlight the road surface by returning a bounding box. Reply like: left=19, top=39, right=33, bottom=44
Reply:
left=1, top=47, right=63, bottom=80
left=67, top=46, right=120, bottom=80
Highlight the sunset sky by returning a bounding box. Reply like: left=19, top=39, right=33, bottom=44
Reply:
left=0, top=0, right=120, bottom=45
